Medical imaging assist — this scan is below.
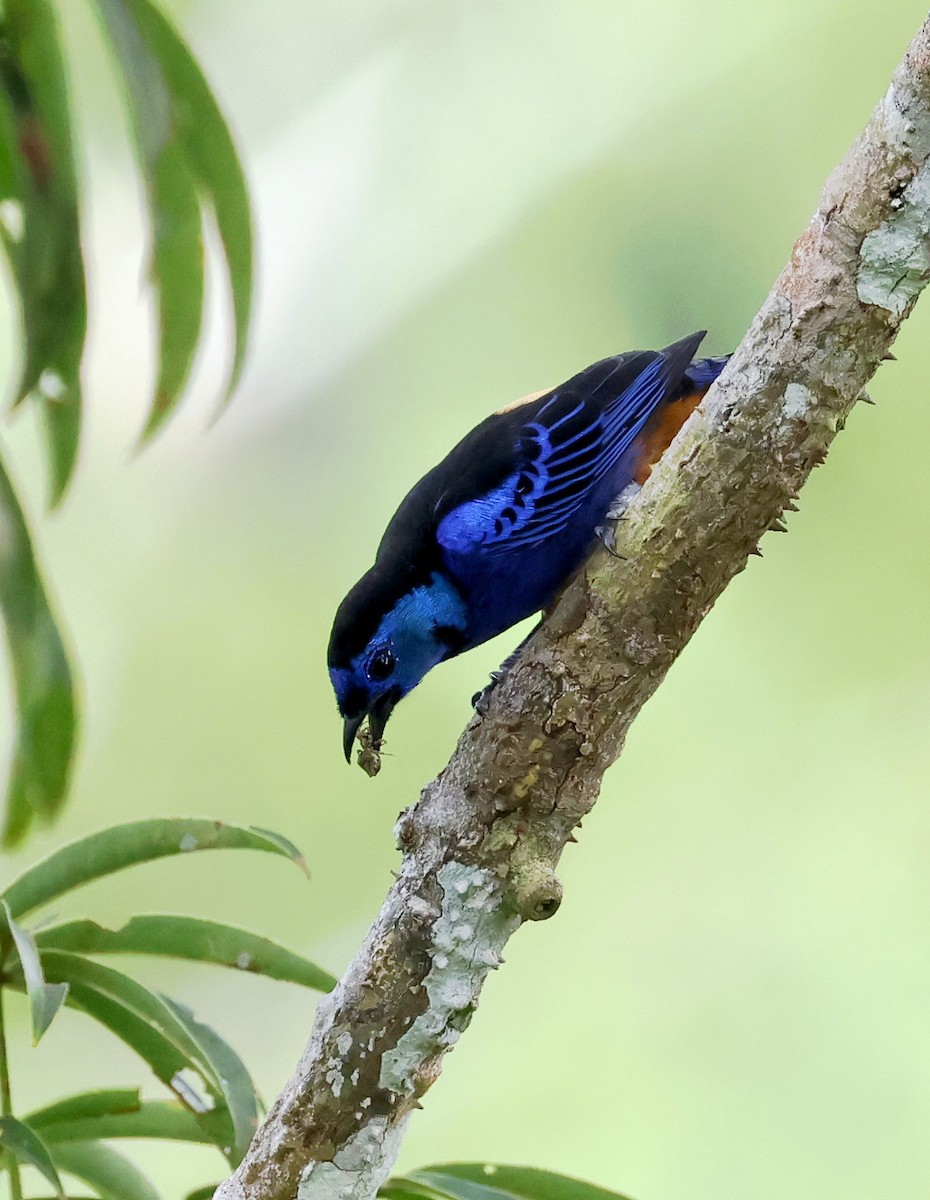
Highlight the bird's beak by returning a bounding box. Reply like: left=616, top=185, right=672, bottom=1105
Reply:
left=343, top=713, right=364, bottom=763
left=342, top=688, right=399, bottom=764
left=367, top=688, right=398, bottom=748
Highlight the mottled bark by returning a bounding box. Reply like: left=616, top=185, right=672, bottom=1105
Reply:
left=216, top=14, right=930, bottom=1200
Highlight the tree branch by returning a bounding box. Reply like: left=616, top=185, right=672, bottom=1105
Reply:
left=216, top=13, right=930, bottom=1199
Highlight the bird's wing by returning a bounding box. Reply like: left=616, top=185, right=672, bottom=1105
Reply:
left=436, top=333, right=704, bottom=556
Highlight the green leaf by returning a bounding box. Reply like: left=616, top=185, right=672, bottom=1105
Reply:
left=403, top=1176, right=517, bottom=1200
left=143, top=140, right=204, bottom=436
left=35, top=1100, right=210, bottom=1146
left=27, top=1088, right=142, bottom=1127
left=35, top=953, right=210, bottom=1089
left=91, top=0, right=253, bottom=435
left=3, top=956, right=225, bottom=1153
left=0, top=1116, right=64, bottom=1196
left=380, top=1184, right=447, bottom=1200
left=184, top=1189, right=220, bottom=1200
left=51, top=1140, right=161, bottom=1200
left=34, top=952, right=256, bottom=1162
left=0, top=0, right=87, bottom=502
left=164, top=995, right=259, bottom=1163
left=0, top=449, right=77, bottom=849
left=1, top=818, right=307, bottom=919
left=406, top=1166, right=637, bottom=1200
left=0, top=68, right=23, bottom=198
left=119, top=0, right=252, bottom=408
left=91, top=0, right=202, bottom=438
left=2, top=901, right=68, bottom=1042
left=58, top=985, right=208, bottom=1115
left=26, top=1055, right=235, bottom=1156
left=36, top=914, right=336, bottom=991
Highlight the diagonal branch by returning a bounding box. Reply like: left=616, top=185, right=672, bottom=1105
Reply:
left=216, top=13, right=930, bottom=1200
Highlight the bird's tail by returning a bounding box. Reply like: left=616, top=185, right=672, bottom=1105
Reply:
left=682, top=353, right=731, bottom=393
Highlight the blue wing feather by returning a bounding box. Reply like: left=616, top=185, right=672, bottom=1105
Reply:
left=437, top=357, right=664, bottom=554
left=436, top=333, right=706, bottom=559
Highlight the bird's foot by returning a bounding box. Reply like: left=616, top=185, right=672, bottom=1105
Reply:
left=596, top=482, right=641, bottom=559
left=472, top=671, right=503, bottom=714
left=595, top=523, right=626, bottom=560
left=605, top=481, right=641, bottom=521
left=471, top=628, right=540, bottom=714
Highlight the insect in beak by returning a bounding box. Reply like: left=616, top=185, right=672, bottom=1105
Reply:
left=342, top=689, right=400, bottom=763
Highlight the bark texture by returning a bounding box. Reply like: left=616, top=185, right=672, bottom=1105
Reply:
left=216, top=14, right=930, bottom=1199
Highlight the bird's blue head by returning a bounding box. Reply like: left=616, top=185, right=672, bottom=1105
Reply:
left=328, top=567, right=467, bottom=762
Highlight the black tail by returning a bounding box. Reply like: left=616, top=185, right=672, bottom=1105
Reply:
left=683, top=352, right=730, bottom=392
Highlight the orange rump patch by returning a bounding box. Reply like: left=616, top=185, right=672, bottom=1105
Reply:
left=632, top=389, right=705, bottom=485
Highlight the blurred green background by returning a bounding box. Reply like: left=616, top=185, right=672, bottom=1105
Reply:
left=3, top=0, right=930, bottom=1197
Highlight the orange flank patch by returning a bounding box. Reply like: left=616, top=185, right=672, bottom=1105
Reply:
left=632, top=389, right=706, bottom=484
left=496, top=386, right=552, bottom=414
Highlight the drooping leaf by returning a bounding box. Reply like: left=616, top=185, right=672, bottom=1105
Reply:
left=0, top=0, right=86, bottom=502
left=0, top=449, right=76, bottom=849
left=0, top=62, right=22, bottom=197
left=36, top=914, right=336, bottom=991
left=0, top=1116, right=65, bottom=1196
left=91, top=0, right=253, bottom=436
left=184, top=1188, right=221, bottom=1200
left=1, top=818, right=307, bottom=919
left=33, top=955, right=210, bottom=1095
left=164, top=995, right=259, bottom=1162
left=31, top=951, right=256, bottom=1162
left=34, top=1100, right=210, bottom=1146
left=51, top=1140, right=161, bottom=1200
left=27, top=1089, right=142, bottom=1127
left=116, top=0, right=252, bottom=407
left=406, top=1166, right=637, bottom=1200
left=143, top=143, right=204, bottom=435
left=58, top=986, right=220, bottom=1131
left=2, top=900, right=68, bottom=1041
left=91, top=0, right=202, bottom=438
left=3, top=957, right=230, bottom=1156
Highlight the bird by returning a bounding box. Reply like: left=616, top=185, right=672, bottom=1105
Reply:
left=329, top=331, right=728, bottom=766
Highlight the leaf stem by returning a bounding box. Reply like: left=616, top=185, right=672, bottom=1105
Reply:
left=0, top=987, right=24, bottom=1200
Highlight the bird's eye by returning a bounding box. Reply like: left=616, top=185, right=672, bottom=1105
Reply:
left=368, top=647, right=396, bottom=681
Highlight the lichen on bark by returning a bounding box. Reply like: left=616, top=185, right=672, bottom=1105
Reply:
left=858, top=160, right=930, bottom=314
left=380, top=861, right=518, bottom=1096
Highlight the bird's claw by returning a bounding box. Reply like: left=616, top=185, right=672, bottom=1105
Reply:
left=595, top=523, right=627, bottom=560
left=595, top=482, right=641, bottom=560
left=472, top=670, right=502, bottom=714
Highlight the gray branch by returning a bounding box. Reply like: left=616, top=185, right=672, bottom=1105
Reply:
left=216, top=13, right=930, bottom=1199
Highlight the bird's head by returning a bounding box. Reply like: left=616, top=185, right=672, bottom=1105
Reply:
left=328, top=567, right=467, bottom=762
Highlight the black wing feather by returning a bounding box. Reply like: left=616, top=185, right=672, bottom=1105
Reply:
left=435, top=332, right=705, bottom=556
